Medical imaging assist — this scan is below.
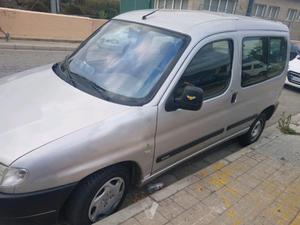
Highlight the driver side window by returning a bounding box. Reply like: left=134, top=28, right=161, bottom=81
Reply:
left=176, top=39, right=233, bottom=100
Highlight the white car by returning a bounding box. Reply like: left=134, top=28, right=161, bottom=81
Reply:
left=286, top=55, right=300, bottom=88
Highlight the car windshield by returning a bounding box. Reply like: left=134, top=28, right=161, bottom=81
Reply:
left=60, top=20, right=188, bottom=105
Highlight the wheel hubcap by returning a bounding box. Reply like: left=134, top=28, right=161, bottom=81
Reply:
left=88, top=177, right=125, bottom=222
left=251, top=120, right=262, bottom=140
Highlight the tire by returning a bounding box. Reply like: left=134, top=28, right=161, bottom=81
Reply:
left=238, top=113, right=266, bottom=146
left=65, top=166, right=130, bottom=225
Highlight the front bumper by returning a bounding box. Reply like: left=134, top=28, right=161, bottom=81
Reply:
left=285, top=71, right=300, bottom=88
left=0, top=183, right=77, bottom=225
left=285, top=78, right=300, bottom=88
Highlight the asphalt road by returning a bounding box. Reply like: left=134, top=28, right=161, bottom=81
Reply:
left=0, top=49, right=70, bottom=77
left=0, top=48, right=299, bottom=215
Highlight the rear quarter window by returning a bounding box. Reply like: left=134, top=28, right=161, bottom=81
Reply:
left=241, top=36, right=287, bottom=87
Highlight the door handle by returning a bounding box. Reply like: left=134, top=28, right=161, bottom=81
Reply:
left=231, top=92, right=238, bottom=104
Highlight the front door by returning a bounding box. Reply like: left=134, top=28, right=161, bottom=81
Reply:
left=153, top=33, right=238, bottom=172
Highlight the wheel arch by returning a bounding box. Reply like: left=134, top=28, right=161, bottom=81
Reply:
left=59, top=160, right=142, bottom=221
left=261, top=104, right=277, bottom=121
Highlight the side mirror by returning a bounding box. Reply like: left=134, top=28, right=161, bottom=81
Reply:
left=166, top=85, right=204, bottom=111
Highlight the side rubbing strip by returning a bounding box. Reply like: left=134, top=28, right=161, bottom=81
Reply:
left=227, top=114, right=257, bottom=131
left=156, top=128, right=224, bottom=163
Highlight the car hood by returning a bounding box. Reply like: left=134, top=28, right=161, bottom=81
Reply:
left=0, top=65, right=131, bottom=165
left=289, top=56, right=300, bottom=72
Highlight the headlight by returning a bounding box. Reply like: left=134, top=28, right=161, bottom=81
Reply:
left=0, top=166, right=28, bottom=188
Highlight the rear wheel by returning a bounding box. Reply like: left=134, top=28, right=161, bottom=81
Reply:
left=65, top=166, right=130, bottom=225
left=238, top=114, right=266, bottom=146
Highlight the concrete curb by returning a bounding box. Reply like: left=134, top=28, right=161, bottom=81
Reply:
left=0, top=42, right=78, bottom=51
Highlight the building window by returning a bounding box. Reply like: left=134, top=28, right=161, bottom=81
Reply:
left=286, top=9, right=298, bottom=21
left=156, top=0, right=188, bottom=9
left=253, top=4, right=267, bottom=17
left=265, top=6, right=280, bottom=20
left=174, top=0, right=182, bottom=9
left=203, top=0, right=237, bottom=14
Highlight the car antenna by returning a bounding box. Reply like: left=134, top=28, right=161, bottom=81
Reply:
left=142, top=9, right=159, bottom=20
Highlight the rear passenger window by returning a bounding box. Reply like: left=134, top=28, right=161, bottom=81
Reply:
left=242, top=37, right=287, bottom=87
left=177, top=40, right=233, bottom=100
left=268, top=38, right=287, bottom=77
left=242, top=38, right=268, bottom=87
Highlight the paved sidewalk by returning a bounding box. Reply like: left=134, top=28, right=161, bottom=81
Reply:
left=96, top=114, right=300, bottom=225
left=0, top=39, right=79, bottom=51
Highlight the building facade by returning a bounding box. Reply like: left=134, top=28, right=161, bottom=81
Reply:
left=154, top=0, right=300, bottom=40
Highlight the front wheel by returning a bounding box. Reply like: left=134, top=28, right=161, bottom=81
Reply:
left=65, top=166, right=130, bottom=225
left=238, top=114, right=266, bottom=146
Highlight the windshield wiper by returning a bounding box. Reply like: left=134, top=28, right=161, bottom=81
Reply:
left=76, top=74, right=110, bottom=100
left=62, top=56, right=77, bottom=87
left=70, top=72, right=110, bottom=100
left=61, top=57, right=110, bottom=100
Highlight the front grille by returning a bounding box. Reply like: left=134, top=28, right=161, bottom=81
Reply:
left=288, top=71, right=300, bottom=85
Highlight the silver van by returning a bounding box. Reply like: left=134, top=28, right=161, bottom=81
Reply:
left=0, top=10, right=289, bottom=225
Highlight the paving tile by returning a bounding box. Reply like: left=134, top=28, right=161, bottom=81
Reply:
left=120, top=218, right=141, bottom=225
left=276, top=191, right=300, bottom=211
left=198, top=175, right=226, bottom=192
left=186, top=181, right=212, bottom=201
left=285, top=176, right=300, bottom=195
left=257, top=202, right=298, bottom=225
left=267, top=165, right=300, bottom=185
left=218, top=206, right=245, bottom=225
left=151, top=175, right=199, bottom=202
left=290, top=213, right=300, bottom=225
left=171, top=189, right=199, bottom=210
left=250, top=180, right=285, bottom=206
left=171, top=202, right=217, bottom=225
left=248, top=214, right=276, bottom=225
left=249, top=187, right=278, bottom=206
left=226, top=179, right=252, bottom=197
left=245, top=151, right=268, bottom=162
left=250, top=137, right=274, bottom=150
left=219, top=161, right=247, bottom=179
left=157, top=198, right=185, bottom=221
left=202, top=193, right=228, bottom=214
left=236, top=172, right=262, bottom=189
left=236, top=155, right=259, bottom=168
left=233, top=194, right=267, bottom=221
left=196, top=160, right=229, bottom=179
left=135, top=209, right=168, bottom=225
left=216, top=186, right=242, bottom=207
left=208, top=214, right=233, bottom=225
left=246, top=163, right=272, bottom=180
left=224, top=148, right=253, bottom=162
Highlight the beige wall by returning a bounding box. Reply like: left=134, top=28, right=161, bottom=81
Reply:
left=0, top=7, right=107, bottom=41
